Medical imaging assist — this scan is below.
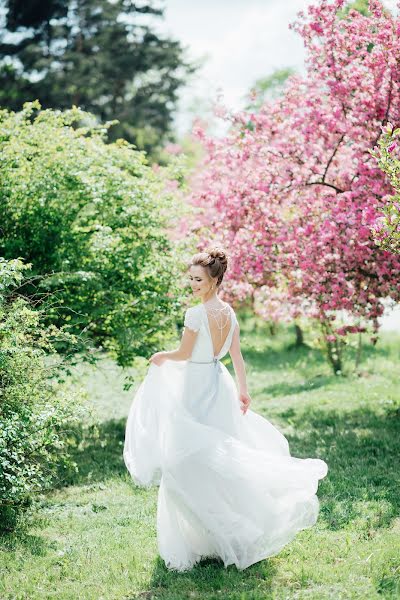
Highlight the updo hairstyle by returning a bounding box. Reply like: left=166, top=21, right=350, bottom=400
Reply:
left=189, top=247, right=228, bottom=288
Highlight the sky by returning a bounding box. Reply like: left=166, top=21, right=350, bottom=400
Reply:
left=157, top=0, right=398, bottom=135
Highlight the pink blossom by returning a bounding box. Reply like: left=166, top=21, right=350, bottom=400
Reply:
left=164, top=143, right=183, bottom=155
left=180, top=0, right=400, bottom=351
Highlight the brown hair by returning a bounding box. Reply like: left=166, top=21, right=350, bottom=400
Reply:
left=188, top=247, right=228, bottom=287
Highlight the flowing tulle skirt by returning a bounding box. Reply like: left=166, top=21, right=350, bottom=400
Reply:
left=123, top=360, right=328, bottom=571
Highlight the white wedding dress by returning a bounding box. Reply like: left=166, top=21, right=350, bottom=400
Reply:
left=123, top=303, right=328, bottom=572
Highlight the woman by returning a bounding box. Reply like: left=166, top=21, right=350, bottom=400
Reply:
left=123, top=247, right=328, bottom=572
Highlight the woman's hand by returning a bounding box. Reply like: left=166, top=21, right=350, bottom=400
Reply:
left=239, top=390, right=251, bottom=415
left=148, top=351, right=167, bottom=367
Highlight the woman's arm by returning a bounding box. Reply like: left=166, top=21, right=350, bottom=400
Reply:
left=149, top=327, right=198, bottom=365
left=229, top=324, right=252, bottom=414
left=229, top=325, right=248, bottom=391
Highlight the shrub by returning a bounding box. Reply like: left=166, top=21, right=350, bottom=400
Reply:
left=0, top=258, right=85, bottom=532
left=0, top=102, right=187, bottom=367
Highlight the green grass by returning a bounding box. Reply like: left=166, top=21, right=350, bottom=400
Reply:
left=1, top=318, right=400, bottom=599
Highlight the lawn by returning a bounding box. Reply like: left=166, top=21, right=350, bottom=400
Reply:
left=1, top=315, right=399, bottom=599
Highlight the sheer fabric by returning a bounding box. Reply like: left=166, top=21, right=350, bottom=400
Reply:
left=124, top=303, right=328, bottom=571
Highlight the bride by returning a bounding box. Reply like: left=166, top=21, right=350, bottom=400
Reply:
left=123, top=247, right=328, bottom=572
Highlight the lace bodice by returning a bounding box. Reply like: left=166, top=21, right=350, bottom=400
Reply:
left=184, top=303, right=239, bottom=361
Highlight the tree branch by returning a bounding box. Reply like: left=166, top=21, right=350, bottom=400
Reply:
left=304, top=181, right=344, bottom=194
left=322, top=133, right=345, bottom=183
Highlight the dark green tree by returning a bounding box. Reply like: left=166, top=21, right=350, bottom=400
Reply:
left=0, top=0, right=193, bottom=154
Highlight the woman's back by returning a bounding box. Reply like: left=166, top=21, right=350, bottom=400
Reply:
left=184, top=302, right=238, bottom=361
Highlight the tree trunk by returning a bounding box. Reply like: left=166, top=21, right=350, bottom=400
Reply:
left=355, top=331, right=362, bottom=370
left=326, top=339, right=342, bottom=374
left=294, top=323, right=304, bottom=346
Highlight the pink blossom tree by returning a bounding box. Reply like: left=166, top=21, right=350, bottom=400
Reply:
left=186, top=0, right=400, bottom=374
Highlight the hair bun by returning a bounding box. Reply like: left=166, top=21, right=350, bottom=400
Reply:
left=208, top=247, right=228, bottom=267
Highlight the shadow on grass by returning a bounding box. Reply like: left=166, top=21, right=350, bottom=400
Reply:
left=242, top=342, right=337, bottom=398
left=0, top=526, right=53, bottom=555
left=146, top=553, right=278, bottom=599
left=242, top=324, right=400, bottom=379
left=243, top=337, right=331, bottom=371
left=261, top=374, right=332, bottom=398
left=0, top=418, right=128, bottom=549
left=242, top=333, right=398, bottom=400
left=53, top=417, right=127, bottom=489
left=242, top=344, right=320, bottom=372
left=283, top=405, right=400, bottom=532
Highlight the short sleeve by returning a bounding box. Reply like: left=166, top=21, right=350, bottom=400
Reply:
left=231, top=306, right=239, bottom=330
left=184, top=306, right=201, bottom=332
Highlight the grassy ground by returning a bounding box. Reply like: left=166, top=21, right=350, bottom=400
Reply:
left=1, top=315, right=399, bottom=599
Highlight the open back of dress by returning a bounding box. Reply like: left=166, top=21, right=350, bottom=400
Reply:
left=203, top=303, right=232, bottom=358
left=183, top=302, right=237, bottom=363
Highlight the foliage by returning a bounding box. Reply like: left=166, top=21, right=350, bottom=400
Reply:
left=371, top=124, right=400, bottom=254
left=0, top=0, right=194, bottom=155
left=0, top=258, right=85, bottom=531
left=246, top=68, right=295, bottom=110
left=340, top=0, right=371, bottom=17
left=0, top=102, right=187, bottom=366
left=186, top=0, right=400, bottom=374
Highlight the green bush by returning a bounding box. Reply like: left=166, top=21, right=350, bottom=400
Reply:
left=0, top=258, right=85, bottom=532
left=0, top=101, right=187, bottom=367
left=371, top=124, right=400, bottom=254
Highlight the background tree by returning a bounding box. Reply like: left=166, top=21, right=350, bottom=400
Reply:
left=0, top=102, right=187, bottom=366
left=0, top=0, right=194, bottom=155
left=185, top=0, right=400, bottom=374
